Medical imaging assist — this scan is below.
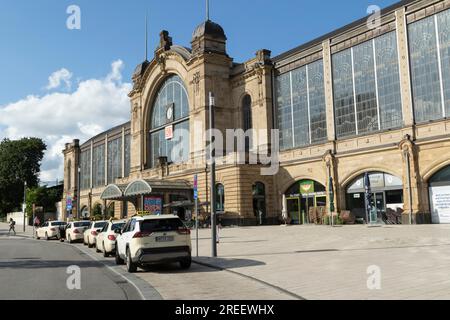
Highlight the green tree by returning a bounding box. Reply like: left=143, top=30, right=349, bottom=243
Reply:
left=25, top=186, right=62, bottom=215
left=0, top=138, right=47, bottom=217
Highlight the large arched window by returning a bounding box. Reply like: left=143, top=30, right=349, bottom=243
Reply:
left=150, top=75, right=190, bottom=168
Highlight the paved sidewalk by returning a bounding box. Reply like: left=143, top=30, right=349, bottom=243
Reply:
left=192, top=224, right=450, bottom=300
left=0, top=223, right=34, bottom=238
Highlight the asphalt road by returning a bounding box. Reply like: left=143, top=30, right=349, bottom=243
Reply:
left=0, top=227, right=143, bottom=300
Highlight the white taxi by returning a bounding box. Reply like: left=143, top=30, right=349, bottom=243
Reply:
left=115, top=215, right=192, bottom=273
left=96, top=220, right=127, bottom=257
left=35, top=221, right=67, bottom=240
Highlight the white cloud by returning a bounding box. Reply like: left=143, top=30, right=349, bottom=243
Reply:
left=0, top=60, right=132, bottom=183
left=46, top=68, right=73, bottom=90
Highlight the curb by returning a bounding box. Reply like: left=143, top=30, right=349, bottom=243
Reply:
left=192, top=258, right=305, bottom=300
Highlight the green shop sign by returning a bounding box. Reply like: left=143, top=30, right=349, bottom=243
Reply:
left=300, top=180, right=315, bottom=195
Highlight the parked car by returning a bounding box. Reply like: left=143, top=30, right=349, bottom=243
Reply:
left=96, top=220, right=127, bottom=257
left=65, top=221, right=91, bottom=243
left=115, top=215, right=192, bottom=273
left=36, top=221, right=67, bottom=240
left=84, top=221, right=108, bottom=248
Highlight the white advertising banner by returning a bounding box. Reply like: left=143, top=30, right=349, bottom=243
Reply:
left=430, top=186, right=450, bottom=224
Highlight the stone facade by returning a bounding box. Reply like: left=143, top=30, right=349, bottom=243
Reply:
left=63, top=0, right=450, bottom=225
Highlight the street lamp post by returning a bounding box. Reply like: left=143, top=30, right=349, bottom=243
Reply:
left=23, top=181, right=27, bottom=232
left=209, top=92, right=217, bottom=258
left=77, top=166, right=81, bottom=219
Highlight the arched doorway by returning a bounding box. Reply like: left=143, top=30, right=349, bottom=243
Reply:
left=81, top=206, right=90, bottom=219
left=284, top=180, right=326, bottom=225
left=346, top=172, right=403, bottom=224
left=429, top=165, right=450, bottom=224
left=253, top=182, right=266, bottom=225
left=106, top=202, right=115, bottom=219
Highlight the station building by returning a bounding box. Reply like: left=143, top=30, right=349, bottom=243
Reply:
left=63, top=0, right=450, bottom=225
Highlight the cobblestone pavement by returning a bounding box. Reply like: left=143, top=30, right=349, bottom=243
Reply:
left=192, top=224, right=450, bottom=300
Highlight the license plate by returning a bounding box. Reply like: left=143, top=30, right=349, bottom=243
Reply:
left=156, top=236, right=174, bottom=242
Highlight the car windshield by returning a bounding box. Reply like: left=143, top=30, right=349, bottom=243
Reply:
left=94, top=222, right=107, bottom=228
left=74, top=222, right=90, bottom=228
left=51, top=222, right=66, bottom=226
left=140, top=218, right=184, bottom=233
left=111, top=223, right=125, bottom=231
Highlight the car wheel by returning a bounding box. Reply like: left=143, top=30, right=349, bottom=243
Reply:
left=88, top=239, right=93, bottom=248
left=115, top=245, right=125, bottom=265
left=126, top=248, right=137, bottom=273
left=180, top=257, right=192, bottom=270
left=36, top=232, right=40, bottom=240
left=96, top=242, right=101, bottom=253
left=103, top=243, right=109, bottom=258
left=45, top=232, right=50, bottom=241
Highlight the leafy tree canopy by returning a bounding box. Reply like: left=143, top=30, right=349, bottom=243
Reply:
left=0, top=138, right=47, bottom=216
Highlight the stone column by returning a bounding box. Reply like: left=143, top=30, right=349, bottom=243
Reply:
left=323, top=40, right=336, bottom=142
left=396, top=8, right=415, bottom=128
left=399, top=135, right=422, bottom=224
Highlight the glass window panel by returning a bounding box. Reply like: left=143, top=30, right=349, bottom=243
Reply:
left=150, top=75, right=190, bottom=168
left=276, top=73, right=293, bottom=150
left=353, top=41, right=379, bottom=134
left=80, top=149, right=91, bottom=190
left=107, top=138, right=122, bottom=184
left=124, top=134, right=131, bottom=178
left=375, top=31, right=403, bottom=129
left=437, top=9, right=450, bottom=117
left=92, top=144, right=105, bottom=188
left=333, top=49, right=357, bottom=138
left=291, top=66, right=310, bottom=147
left=308, top=60, right=327, bottom=143
left=409, top=15, right=443, bottom=122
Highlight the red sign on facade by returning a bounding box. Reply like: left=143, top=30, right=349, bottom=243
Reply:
left=165, top=125, right=174, bottom=140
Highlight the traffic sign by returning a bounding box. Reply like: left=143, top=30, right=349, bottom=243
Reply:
left=194, top=174, right=198, bottom=200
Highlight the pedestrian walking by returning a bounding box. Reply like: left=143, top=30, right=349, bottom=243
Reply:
left=33, top=216, right=41, bottom=228
left=8, top=218, right=16, bottom=236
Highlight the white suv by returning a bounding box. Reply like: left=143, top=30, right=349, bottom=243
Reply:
left=115, top=215, right=192, bottom=273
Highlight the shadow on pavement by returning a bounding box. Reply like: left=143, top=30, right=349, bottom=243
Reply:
left=138, top=257, right=265, bottom=274
left=0, top=259, right=104, bottom=270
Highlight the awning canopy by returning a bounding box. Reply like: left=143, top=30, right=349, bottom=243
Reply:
left=101, top=184, right=126, bottom=200
left=124, top=180, right=153, bottom=197
left=100, top=179, right=193, bottom=201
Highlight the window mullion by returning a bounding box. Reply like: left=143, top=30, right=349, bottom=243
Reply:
left=435, top=15, right=446, bottom=118
left=373, top=39, right=381, bottom=131
left=289, top=71, right=295, bottom=148
left=351, top=48, right=359, bottom=135
left=306, top=64, right=312, bottom=145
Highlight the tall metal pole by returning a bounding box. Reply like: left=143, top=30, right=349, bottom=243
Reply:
left=23, top=181, right=27, bottom=232
left=209, top=92, right=217, bottom=257
left=405, top=150, right=413, bottom=225
left=77, top=166, right=81, bottom=219
left=206, top=0, right=210, bottom=21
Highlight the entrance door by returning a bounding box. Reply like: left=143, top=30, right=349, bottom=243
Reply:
left=287, top=198, right=301, bottom=225
left=371, top=192, right=385, bottom=223
left=300, top=197, right=314, bottom=224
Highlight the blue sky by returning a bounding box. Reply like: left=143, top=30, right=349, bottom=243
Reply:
left=0, top=0, right=398, bottom=106
left=0, top=0, right=399, bottom=182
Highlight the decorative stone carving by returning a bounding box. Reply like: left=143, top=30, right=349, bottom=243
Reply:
left=159, top=30, right=173, bottom=51
left=193, top=71, right=200, bottom=96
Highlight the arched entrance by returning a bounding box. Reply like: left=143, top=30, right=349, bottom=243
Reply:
left=346, top=172, right=403, bottom=224
left=81, top=206, right=90, bottom=219
left=284, top=180, right=326, bottom=225
left=429, top=165, right=450, bottom=224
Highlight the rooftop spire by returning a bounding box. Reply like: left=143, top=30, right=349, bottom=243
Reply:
left=206, top=0, right=210, bottom=21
